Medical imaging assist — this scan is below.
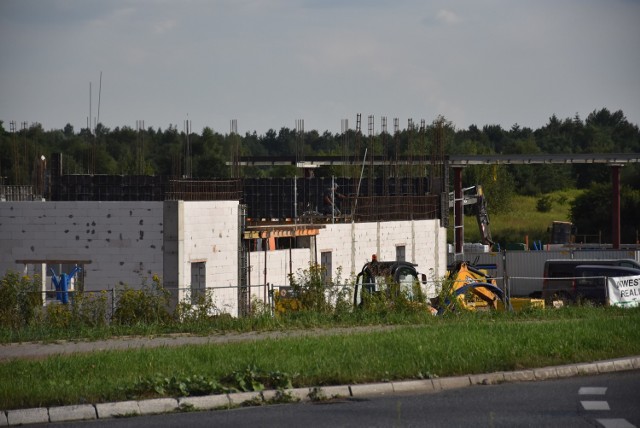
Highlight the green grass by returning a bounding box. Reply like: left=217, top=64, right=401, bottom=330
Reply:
left=462, top=189, right=582, bottom=245
left=2, top=306, right=639, bottom=410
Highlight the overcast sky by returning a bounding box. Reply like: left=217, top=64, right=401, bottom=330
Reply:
left=1, top=0, right=639, bottom=136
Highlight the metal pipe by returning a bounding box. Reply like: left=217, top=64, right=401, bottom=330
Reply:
left=454, top=167, right=463, bottom=255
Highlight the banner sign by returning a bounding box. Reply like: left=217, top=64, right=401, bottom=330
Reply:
left=607, top=275, right=640, bottom=307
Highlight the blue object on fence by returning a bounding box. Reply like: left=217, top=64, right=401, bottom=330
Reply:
left=50, top=266, right=82, bottom=304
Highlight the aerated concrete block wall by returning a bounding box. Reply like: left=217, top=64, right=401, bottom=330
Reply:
left=1, top=201, right=445, bottom=315
left=180, top=201, right=240, bottom=315
left=248, top=219, right=448, bottom=304
left=317, top=219, right=447, bottom=291
left=0, top=201, right=164, bottom=291
left=1, top=200, right=241, bottom=315
left=248, top=248, right=311, bottom=299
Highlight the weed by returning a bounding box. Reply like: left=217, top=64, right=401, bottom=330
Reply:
left=307, top=386, right=327, bottom=402
left=178, top=403, right=196, bottom=412
left=126, top=366, right=295, bottom=401
left=175, top=289, right=219, bottom=324
left=269, top=390, right=298, bottom=404
left=113, top=277, right=171, bottom=325
left=0, top=271, right=42, bottom=328
left=128, top=373, right=224, bottom=398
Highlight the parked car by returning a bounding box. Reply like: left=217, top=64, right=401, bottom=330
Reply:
left=542, top=259, right=640, bottom=304
left=573, top=265, right=640, bottom=304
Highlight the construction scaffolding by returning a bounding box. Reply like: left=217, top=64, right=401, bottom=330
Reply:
left=26, top=115, right=449, bottom=224
left=241, top=176, right=439, bottom=223
left=236, top=116, right=449, bottom=225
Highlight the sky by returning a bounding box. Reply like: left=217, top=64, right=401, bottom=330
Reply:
left=1, top=0, right=639, bottom=136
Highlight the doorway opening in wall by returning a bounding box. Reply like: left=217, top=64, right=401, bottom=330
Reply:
left=190, top=261, right=206, bottom=305
left=320, top=251, right=332, bottom=283
left=396, top=245, right=406, bottom=262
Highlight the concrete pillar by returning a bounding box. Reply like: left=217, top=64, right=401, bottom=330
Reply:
left=454, top=167, right=463, bottom=255
left=163, top=201, right=183, bottom=307
left=611, top=165, right=622, bottom=249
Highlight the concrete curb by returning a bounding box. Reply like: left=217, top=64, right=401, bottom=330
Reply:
left=2, top=355, right=639, bottom=425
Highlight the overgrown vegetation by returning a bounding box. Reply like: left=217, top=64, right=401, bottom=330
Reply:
left=0, top=272, right=42, bottom=329
left=0, top=263, right=489, bottom=343
left=127, top=365, right=294, bottom=399
left=0, top=271, right=252, bottom=342
left=112, top=276, right=172, bottom=325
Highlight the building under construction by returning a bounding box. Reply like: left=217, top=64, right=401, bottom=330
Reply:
left=0, top=116, right=451, bottom=317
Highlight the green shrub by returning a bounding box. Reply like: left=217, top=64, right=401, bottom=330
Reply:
left=40, top=289, right=108, bottom=329
left=70, top=290, right=109, bottom=327
left=175, top=289, right=219, bottom=324
left=358, top=276, right=432, bottom=315
left=0, top=271, right=42, bottom=328
left=43, top=302, right=72, bottom=329
left=113, top=277, right=172, bottom=325
left=284, top=264, right=351, bottom=315
left=536, top=195, right=553, bottom=212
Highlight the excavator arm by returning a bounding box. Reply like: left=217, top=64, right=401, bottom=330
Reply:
left=440, top=261, right=504, bottom=312
left=474, top=185, right=494, bottom=246
left=449, top=184, right=494, bottom=249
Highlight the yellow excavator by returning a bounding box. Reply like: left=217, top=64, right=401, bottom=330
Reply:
left=350, top=257, right=506, bottom=314
left=435, top=261, right=505, bottom=313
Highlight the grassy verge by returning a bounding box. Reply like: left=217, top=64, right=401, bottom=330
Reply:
left=2, top=307, right=639, bottom=410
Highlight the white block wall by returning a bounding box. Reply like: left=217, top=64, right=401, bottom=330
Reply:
left=246, top=219, right=447, bottom=303
left=1, top=201, right=446, bottom=316
left=181, top=201, right=239, bottom=315
left=316, top=219, right=447, bottom=282
left=0, top=201, right=164, bottom=291
left=0, top=200, right=240, bottom=315
left=248, top=248, right=311, bottom=301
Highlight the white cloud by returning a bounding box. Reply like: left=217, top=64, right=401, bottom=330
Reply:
left=152, top=19, right=177, bottom=35
left=436, top=9, right=460, bottom=25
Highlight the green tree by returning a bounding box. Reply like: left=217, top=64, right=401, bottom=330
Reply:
left=195, top=127, right=228, bottom=178
left=570, top=182, right=640, bottom=243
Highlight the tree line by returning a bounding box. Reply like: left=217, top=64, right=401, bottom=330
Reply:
left=1, top=107, right=639, bottom=241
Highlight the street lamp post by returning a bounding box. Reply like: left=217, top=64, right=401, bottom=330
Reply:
left=40, top=155, right=46, bottom=200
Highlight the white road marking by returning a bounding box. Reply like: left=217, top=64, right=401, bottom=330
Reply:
left=578, top=386, right=636, bottom=428
left=579, top=387, right=608, bottom=395
left=596, top=419, right=637, bottom=428
left=581, top=401, right=611, bottom=411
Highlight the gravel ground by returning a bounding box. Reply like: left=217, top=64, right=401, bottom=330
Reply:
left=0, top=325, right=405, bottom=361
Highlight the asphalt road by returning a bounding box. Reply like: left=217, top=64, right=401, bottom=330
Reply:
left=47, top=371, right=640, bottom=428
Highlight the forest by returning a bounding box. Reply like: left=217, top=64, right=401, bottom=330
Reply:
left=1, top=108, right=639, bottom=242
